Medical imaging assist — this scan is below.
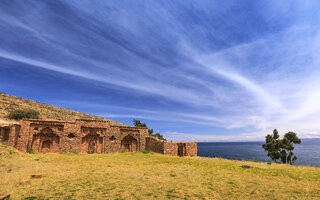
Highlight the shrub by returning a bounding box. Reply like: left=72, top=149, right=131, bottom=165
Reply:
left=27, top=148, right=35, bottom=154
left=6, top=109, right=40, bottom=120
left=2, top=141, right=8, bottom=146
left=267, top=162, right=272, bottom=165
left=141, top=150, right=149, bottom=154
left=250, top=159, right=260, bottom=162
left=88, top=150, right=94, bottom=154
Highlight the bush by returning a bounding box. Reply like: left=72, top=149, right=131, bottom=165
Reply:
left=267, top=162, right=272, bottom=165
left=250, top=159, right=260, bottom=162
left=141, top=150, right=149, bottom=154
left=6, top=109, right=40, bottom=120
left=88, top=150, right=94, bottom=154
left=27, top=148, right=35, bottom=154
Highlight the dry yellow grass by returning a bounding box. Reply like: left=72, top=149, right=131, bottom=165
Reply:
left=0, top=144, right=319, bottom=200
left=0, top=92, right=125, bottom=126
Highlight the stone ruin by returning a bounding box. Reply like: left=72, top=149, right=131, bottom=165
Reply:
left=0, top=119, right=197, bottom=156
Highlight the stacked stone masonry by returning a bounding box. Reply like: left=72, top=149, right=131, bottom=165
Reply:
left=145, top=137, right=197, bottom=157
left=0, top=119, right=197, bottom=156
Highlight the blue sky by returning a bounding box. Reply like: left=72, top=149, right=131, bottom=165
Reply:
left=1, top=0, right=320, bottom=141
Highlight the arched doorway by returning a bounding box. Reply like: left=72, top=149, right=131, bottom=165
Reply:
left=121, top=135, right=137, bottom=152
left=88, top=138, right=96, bottom=153
left=81, top=128, right=104, bottom=154
left=31, top=127, right=60, bottom=153
left=41, top=140, right=51, bottom=153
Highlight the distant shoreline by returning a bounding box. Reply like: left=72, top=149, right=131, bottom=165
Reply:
left=197, top=138, right=320, bottom=143
left=197, top=140, right=320, bottom=167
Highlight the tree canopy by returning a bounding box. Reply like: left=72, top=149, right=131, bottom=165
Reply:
left=133, top=119, right=166, bottom=140
left=262, top=129, right=301, bottom=165
left=262, top=129, right=281, bottom=162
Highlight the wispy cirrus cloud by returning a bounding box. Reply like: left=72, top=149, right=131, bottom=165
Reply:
left=1, top=1, right=320, bottom=141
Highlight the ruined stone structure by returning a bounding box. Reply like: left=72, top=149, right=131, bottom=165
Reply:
left=146, top=137, right=197, bottom=156
left=0, top=119, right=197, bottom=156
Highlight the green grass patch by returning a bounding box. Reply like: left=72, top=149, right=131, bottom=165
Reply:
left=140, top=150, right=149, bottom=154
left=27, top=148, right=35, bottom=154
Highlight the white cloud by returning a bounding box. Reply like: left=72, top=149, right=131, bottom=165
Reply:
left=2, top=1, right=320, bottom=142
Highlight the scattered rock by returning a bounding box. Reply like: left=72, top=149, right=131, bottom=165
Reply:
left=31, top=174, right=42, bottom=178
left=19, top=179, right=31, bottom=184
left=170, top=174, right=176, bottom=177
left=241, top=165, right=253, bottom=168
left=0, top=194, right=10, bottom=200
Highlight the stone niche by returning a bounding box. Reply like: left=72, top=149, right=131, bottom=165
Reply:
left=121, top=134, right=137, bottom=152
left=119, top=128, right=140, bottom=152
left=79, top=127, right=105, bottom=154
left=31, top=127, right=60, bottom=153
left=0, top=127, right=10, bottom=142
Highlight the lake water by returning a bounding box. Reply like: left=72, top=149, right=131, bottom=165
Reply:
left=197, top=139, right=320, bottom=166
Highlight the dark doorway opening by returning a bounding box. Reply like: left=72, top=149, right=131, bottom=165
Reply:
left=178, top=144, right=186, bottom=157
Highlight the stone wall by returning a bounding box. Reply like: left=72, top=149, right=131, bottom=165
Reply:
left=146, top=137, right=165, bottom=153
left=146, top=136, right=197, bottom=157
left=0, top=119, right=197, bottom=157
left=5, top=119, right=149, bottom=154
left=164, top=142, right=178, bottom=156
left=185, top=142, right=197, bottom=157
left=8, top=124, right=20, bottom=147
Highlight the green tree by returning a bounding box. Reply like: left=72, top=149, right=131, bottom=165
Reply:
left=262, top=129, right=281, bottom=163
left=154, top=133, right=165, bottom=140
left=133, top=119, right=147, bottom=128
left=280, top=132, right=301, bottom=165
left=133, top=119, right=166, bottom=140
left=262, top=130, right=301, bottom=165
left=148, top=128, right=154, bottom=135
left=6, top=109, right=40, bottom=120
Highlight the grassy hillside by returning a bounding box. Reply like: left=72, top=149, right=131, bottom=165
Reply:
left=0, top=144, right=319, bottom=200
left=0, top=92, right=125, bottom=126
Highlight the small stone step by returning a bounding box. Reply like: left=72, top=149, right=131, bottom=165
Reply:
left=31, top=174, right=42, bottom=178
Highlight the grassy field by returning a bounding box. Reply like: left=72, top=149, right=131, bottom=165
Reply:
left=0, top=144, right=319, bottom=200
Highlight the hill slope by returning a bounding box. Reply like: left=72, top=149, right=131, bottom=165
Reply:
left=0, top=92, right=125, bottom=126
